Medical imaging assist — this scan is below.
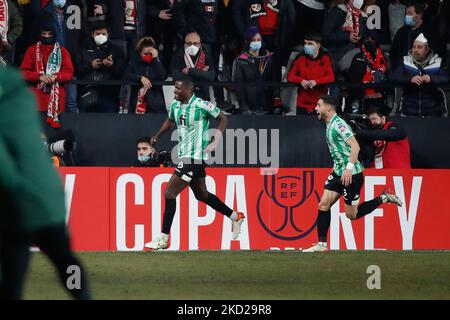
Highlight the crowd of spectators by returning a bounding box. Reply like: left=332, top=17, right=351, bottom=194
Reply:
left=1, top=0, right=449, bottom=123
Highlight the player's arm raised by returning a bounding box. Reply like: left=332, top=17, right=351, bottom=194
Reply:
left=205, top=111, right=227, bottom=153
left=342, top=136, right=360, bottom=186
left=151, top=118, right=175, bottom=147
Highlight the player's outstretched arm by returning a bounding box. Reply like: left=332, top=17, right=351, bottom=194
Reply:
left=151, top=118, right=175, bottom=146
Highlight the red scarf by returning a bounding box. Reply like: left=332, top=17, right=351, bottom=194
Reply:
left=135, top=87, right=147, bottom=114
left=184, top=48, right=207, bottom=71
left=361, top=45, right=387, bottom=97
left=342, top=2, right=361, bottom=35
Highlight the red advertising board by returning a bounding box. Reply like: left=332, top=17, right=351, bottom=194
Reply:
left=59, top=168, right=450, bottom=251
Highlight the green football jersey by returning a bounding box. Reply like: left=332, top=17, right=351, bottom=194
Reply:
left=326, top=114, right=364, bottom=176
left=169, top=95, right=221, bottom=161
left=0, top=68, right=66, bottom=233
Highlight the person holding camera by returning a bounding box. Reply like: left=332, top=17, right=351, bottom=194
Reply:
left=356, top=106, right=411, bottom=169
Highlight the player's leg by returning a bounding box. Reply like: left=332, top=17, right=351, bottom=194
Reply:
left=303, top=189, right=341, bottom=252
left=189, top=177, right=245, bottom=240
left=34, top=224, right=91, bottom=300
left=304, top=172, right=343, bottom=252
left=0, top=232, right=31, bottom=300
left=343, top=173, right=402, bottom=220
left=145, top=173, right=189, bottom=250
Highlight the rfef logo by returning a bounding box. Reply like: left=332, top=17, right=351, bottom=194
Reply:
left=257, top=171, right=320, bottom=240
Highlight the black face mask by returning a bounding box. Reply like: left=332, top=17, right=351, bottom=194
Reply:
left=364, top=41, right=377, bottom=55
left=41, top=36, right=55, bottom=45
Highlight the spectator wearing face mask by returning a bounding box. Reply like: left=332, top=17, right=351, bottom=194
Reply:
left=134, top=136, right=161, bottom=167
left=20, top=23, right=74, bottom=128
left=171, top=32, right=215, bottom=101
left=287, top=32, right=335, bottom=115
left=124, top=36, right=167, bottom=114
left=76, top=22, right=127, bottom=112
left=389, top=1, right=436, bottom=70
left=233, top=26, right=280, bottom=115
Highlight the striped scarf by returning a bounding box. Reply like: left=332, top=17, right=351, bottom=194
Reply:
left=342, top=2, right=361, bottom=35
left=0, top=0, right=9, bottom=44
left=36, top=41, right=62, bottom=128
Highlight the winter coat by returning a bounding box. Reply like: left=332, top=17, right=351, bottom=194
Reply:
left=172, top=0, right=219, bottom=44
left=389, top=24, right=437, bottom=70
left=321, top=4, right=368, bottom=71
left=232, top=0, right=295, bottom=62
left=106, top=0, right=147, bottom=40
left=287, top=48, right=335, bottom=111
left=20, top=42, right=74, bottom=113
left=4, top=0, right=23, bottom=46
left=171, top=47, right=215, bottom=100
left=233, top=49, right=276, bottom=114
left=124, top=53, right=167, bottom=113
left=390, top=52, right=449, bottom=116
left=76, top=38, right=127, bottom=81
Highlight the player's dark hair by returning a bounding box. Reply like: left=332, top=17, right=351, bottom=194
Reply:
left=137, top=136, right=151, bottom=145
left=319, top=95, right=338, bottom=110
left=176, top=75, right=194, bottom=90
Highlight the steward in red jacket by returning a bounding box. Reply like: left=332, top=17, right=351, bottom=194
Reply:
left=20, top=24, right=74, bottom=128
left=287, top=33, right=335, bottom=114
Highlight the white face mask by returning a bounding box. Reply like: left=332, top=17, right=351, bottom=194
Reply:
left=186, top=45, right=200, bottom=56
left=94, top=34, right=108, bottom=46
left=353, top=0, right=364, bottom=10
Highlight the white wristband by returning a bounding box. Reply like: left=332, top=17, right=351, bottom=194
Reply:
left=346, top=162, right=355, bottom=171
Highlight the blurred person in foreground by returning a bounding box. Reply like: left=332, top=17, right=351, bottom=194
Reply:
left=0, top=67, right=90, bottom=300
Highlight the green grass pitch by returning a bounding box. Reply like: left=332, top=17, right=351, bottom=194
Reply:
left=24, top=251, right=450, bottom=300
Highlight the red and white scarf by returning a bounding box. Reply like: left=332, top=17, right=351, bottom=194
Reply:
left=361, top=45, right=387, bottom=97
left=0, top=0, right=9, bottom=44
left=36, top=41, right=63, bottom=128
left=184, top=47, right=207, bottom=70
left=135, top=87, right=148, bottom=114
left=342, top=2, right=361, bottom=35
